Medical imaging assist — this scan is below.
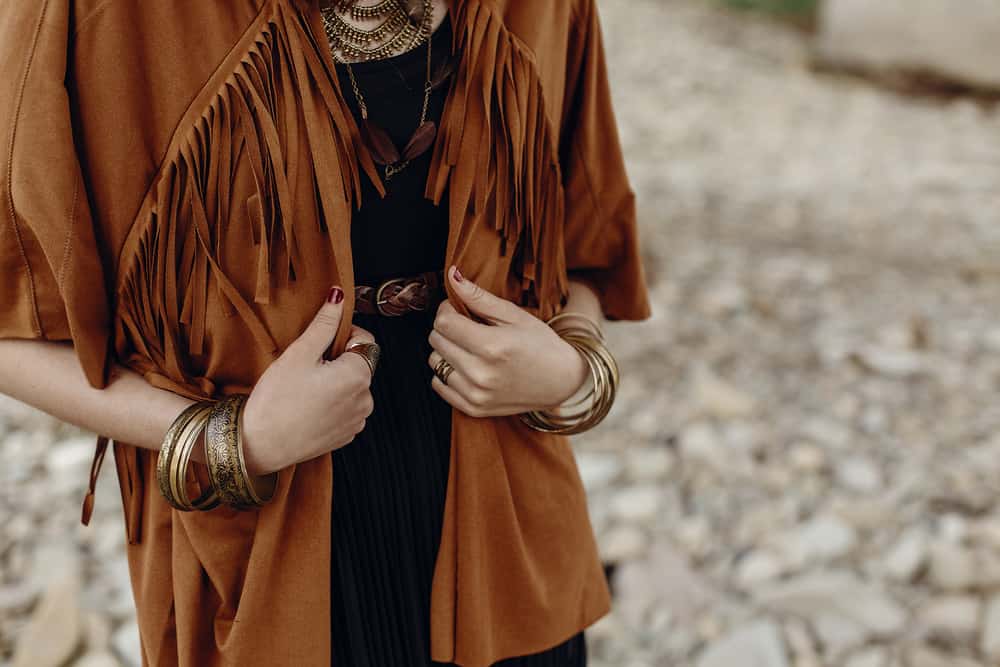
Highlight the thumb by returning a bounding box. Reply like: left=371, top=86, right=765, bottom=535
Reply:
left=447, top=264, right=517, bottom=325
left=294, top=285, right=347, bottom=362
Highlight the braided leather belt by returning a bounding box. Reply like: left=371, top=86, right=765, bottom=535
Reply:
left=353, top=269, right=446, bottom=316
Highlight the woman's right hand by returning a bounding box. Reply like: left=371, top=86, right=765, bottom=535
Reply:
left=240, top=286, right=376, bottom=476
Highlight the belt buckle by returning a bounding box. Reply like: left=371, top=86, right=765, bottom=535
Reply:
left=374, top=277, right=409, bottom=316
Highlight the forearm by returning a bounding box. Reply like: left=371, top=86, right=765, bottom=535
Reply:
left=554, top=277, right=605, bottom=403
left=564, top=275, right=604, bottom=331
left=0, top=338, right=199, bottom=459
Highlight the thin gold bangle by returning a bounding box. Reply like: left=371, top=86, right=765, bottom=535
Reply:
left=172, top=404, right=219, bottom=511
left=517, top=329, right=619, bottom=435
left=156, top=400, right=218, bottom=511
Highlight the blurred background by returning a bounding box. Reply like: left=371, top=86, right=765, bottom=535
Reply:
left=3, top=0, right=1000, bottom=665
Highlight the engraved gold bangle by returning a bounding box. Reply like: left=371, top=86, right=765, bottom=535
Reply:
left=156, top=400, right=219, bottom=511
left=205, top=394, right=277, bottom=509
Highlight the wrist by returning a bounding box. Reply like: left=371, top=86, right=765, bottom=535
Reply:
left=240, top=402, right=271, bottom=477
left=551, top=337, right=590, bottom=407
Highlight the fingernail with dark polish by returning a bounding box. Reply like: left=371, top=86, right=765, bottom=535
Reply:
left=327, top=286, right=343, bottom=304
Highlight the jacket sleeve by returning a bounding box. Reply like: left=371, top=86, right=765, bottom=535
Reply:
left=0, top=0, right=113, bottom=390
left=559, top=0, right=653, bottom=322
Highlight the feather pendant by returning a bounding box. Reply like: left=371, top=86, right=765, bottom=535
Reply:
left=361, top=118, right=401, bottom=165
left=402, top=121, right=437, bottom=160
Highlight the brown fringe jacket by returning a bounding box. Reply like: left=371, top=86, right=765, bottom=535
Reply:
left=0, top=0, right=652, bottom=664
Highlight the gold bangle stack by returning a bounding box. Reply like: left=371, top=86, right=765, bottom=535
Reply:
left=517, top=311, right=620, bottom=435
left=156, top=393, right=278, bottom=512
left=156, top=400, right=220, bottom=512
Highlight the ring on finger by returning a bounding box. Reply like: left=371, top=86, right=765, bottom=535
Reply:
left=345, top=342, right=380, bottom=376
left=433, top=355, right=455, bottom=386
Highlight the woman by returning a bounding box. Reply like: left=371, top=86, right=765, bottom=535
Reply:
left=0, top=0, right=652, bottom=665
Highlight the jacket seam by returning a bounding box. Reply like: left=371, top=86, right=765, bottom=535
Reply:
left=57, top=178, right=80, bottom=290
left=4, top=0, right=53, bottom=337
left=73, top=0, right=117, bottom=38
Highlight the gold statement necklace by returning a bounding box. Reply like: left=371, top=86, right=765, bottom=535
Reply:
left=321, top=0, right=450, bottom=182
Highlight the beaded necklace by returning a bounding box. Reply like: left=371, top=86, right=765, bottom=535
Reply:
left=321, top=0, right=443, bottom=182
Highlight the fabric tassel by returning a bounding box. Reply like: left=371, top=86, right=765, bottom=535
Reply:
left=114, top=0, right=380, bottom=387
left=426, top=0, right=570, bottom=321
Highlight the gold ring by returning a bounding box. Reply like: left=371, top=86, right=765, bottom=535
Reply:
left=433, top=357, right=454, bottom=385
left=345, top=342, right=380, bottom=376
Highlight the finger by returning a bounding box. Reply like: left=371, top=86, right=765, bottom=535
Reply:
left=429, top=373, right=521, bottom=417
left=429, top=372, right=484, bottom=417
left=427, top=328, right=482, bottom=385
left=447, top=264, right=521, bottom=325
left=433, top=298, right=495, bottom=353
left=292, top=285, right=346, bottom=363
left=347, top=323, right=376, bottom=345
left=427, top=348, right=479, bottom=399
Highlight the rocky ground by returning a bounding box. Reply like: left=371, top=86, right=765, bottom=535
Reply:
left=3, top=0, right=1000, bottom=666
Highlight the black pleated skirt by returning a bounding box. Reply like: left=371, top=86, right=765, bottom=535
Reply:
left=330, top=307, right=587, bottom=666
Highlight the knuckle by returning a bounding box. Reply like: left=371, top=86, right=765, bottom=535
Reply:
left=469, top=366, right=495, bottom=389
left=467, top=387, right=489, bottom=407
left=312, top=310, right=340, bottom=329
left=433, top=313, right=450, bottom=336
left=481, top=341, right=504, bottom=362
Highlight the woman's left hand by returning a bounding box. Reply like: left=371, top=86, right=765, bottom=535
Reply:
left=428, top=265, right=590, bottom=418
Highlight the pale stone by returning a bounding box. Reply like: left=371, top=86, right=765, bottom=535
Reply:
left=769, top=514, right=858, bottom=567
left=788, top=443, right=827, bottom=473
left=782, top=618, right=821, bottom=666
left=843, top=646, right=888, bottom=667
left=112, top=621, right=142, bottom=667
left=679, top=421, right=735, bottom=473
left=917, top=595, right=981, bottom=645
left=905, top=644, right=983, bottom=667
left=674, top=516, right=713, bottom=558
left=0, top=581, right=37, bottom=614
left=576, top=451, right=624, bottom=490
left=73, top=654, right=121, bottom=667
left=737, top=550, right=785, bottom=587
left=755, top=571, right=906, bottom=650
left=609, top=485, right=663, bottom=523
left=601, top=524, right=649, bottom=563
left=851, top=345, right=925, bottom=378
left=83, top=612, right=113, bottom=653
left=927, top=543, right=1000, bottom=591
left=816, top=0, right=1000, bottom=92
left=798, top=417, right=852, bottom=450
left=12, top=571, right=83, bottom=667
left=695, top=619, right=789, bottom=667
left=691, top=364, right=757, bottom=419
left=624, top=447, right=674, bottom=481
left=980, top=593, right=1000, bottom=661
left=835, top=457, right=883, bottom=494
left=882, top=527, right=929, bottom=582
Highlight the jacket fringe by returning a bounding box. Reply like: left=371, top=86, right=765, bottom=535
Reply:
left=114, top=0, right=379, bottom=386
left=427, top=0, right=570, bottom=321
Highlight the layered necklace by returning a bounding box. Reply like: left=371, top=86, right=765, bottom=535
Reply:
left=321, top=0, right=449, bottom=182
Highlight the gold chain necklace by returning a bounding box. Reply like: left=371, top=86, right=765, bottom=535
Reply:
left=321, top=0, right=440, bottom=183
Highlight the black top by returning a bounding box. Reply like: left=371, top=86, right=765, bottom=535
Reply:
left=339, top=17, right=452, bottom=285
left=329, top=16, right=587, bottom=666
